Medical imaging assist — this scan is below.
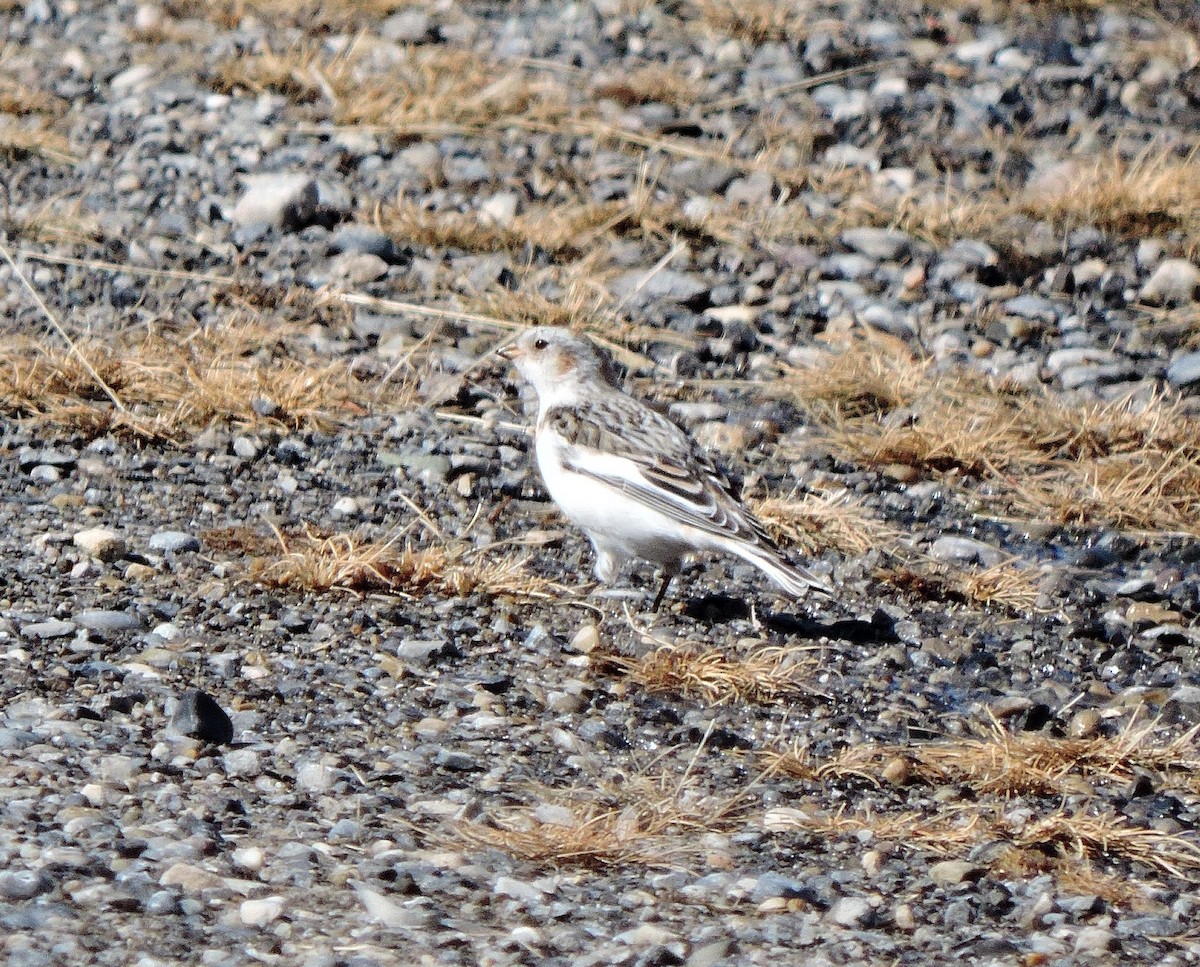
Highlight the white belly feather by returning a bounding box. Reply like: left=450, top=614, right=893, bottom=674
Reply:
left=534, top=428, right=698, bottom=568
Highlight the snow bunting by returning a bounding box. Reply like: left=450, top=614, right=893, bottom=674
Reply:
left=498, top=327, right=831, bottom=610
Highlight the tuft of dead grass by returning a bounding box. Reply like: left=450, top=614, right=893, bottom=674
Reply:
left=755, top=491, right=902, bottom=556
left=605, top=643, right=817, bottom=705
left=1009, top=452, right=1200, bottom=534
left=767, top=717, right=1200, bottom=800
left=892, top=148, right=1200, bottom=250
left=341, top=46, right=566, bottom=135
left=374, top=182, right=716, bottom=261
left=1018, top=148, right=1200, bottom=240
left=0, top=117, right=75, bottom=164
left=168, top=0, right=423, bottom=31
left=591, top=63, right=700, bottom=110
left=453, top=771, right=747, bottom=870
left=248, top=526, right=567, bottom=601
left=765, top=717, right=1200, bottom=887
left=766, top=802, right=1200, bottom=880
left=782, top=332, right=932, bottom=421
left=0, top=315, right=405, bottom=440
left=2, top=200, right=103, bottom=246
left=877, top=558, right=1045, bottom=613
left=0, top=76, right=67, bottom=118
left=787, top=337, right=1200, bottom=535
left=210, top=43, right=340, bottom=102
left=689, top=0, right=810, bottom=44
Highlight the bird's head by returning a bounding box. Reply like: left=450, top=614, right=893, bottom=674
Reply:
left=497, top=327, right=612, bottom=395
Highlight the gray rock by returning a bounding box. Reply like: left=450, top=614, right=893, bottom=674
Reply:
left=828, top=896, right=873, bottom=928
left=352, top=881, right=438, bottom=929
left=296, top=761, right=338, bottom=793
left=149, top=531, right=201, bottom=553
left=1003, top=294, right=1061, bottom=322
left=1045, top=347, right=1117, bottom=374
left=1073, top=925, right=1116, bottom=955
left=29, top=465, right=60, bottom=483
left=1166, top=351, right=1200, bottom=389
left=493, top=875, right=545, bottom=904
left=0, top=729, right=39, bottom=750
left=928, top=536, right=1003, bottom=567
left=328, top=252, right=389, bottom=284
left=381, top=9, right=432, bottom=42
left=73, top=526, right=127, bottom=561
left=17, top=447, right=77, bottom=471
left=1140, top=258, right=1200, bottom=305
left=0, top=870, right=52, bottom=900
left=395, top=638, right=449, bottom=661
left=479, top=191, right=520, bottom=227
left=394, top=142, right=441, bottom=182
left=824, top=253, right=876, bottom=280
left=929, top=860, right=984, bottom=885
left=232, top=435, right=260, bottom=459
left=725, top=171, right=775, bottom=206
left=1115, top=916, right=1186, bottom=938
left=943, top=239, right=998, bottom=267
left=443, top=154, right=492, bottom=184
left=169, top=689, right=235, bottom=745
left=329, top=225, right=401, bottom=262
left=75, top=610, right=144, bottom=633
left=609, top=269, right=708, bottom=306
left=686, top=940, right=733, bottom=967
left=1058, top=362, right=1135, bottom=390
left=232, top=173, right=318, bottom=231
left=749, top=872, right=810, bottom=901
left=223, top=749, right=262, bottom=777
left=840, top=227, right=913, bottom=260
left=20, top=618, right=76, bottom=639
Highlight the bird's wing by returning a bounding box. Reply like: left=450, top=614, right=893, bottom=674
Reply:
left=543, top=396, right=779, bottom=550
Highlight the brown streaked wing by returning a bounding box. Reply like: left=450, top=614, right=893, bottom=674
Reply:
left=543, top=398, right=780, bottom=550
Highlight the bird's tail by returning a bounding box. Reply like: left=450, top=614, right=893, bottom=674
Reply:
left=733, top=544, right=833, bottom=599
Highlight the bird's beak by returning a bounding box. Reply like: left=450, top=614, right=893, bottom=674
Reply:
left=496, top=344, right=521, bottom=361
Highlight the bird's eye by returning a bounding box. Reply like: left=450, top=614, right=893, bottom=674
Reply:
left=533, top=338, right=549, bottom=351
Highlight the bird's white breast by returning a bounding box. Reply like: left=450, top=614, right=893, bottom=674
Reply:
left=534, top=424, right=701, bottom=566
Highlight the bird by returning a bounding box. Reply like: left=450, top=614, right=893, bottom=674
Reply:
left=497, top=326, right=832, bottom=610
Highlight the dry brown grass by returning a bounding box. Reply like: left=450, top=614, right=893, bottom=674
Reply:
left=1008, top=453, right=1200, bottom=534
left=375, top=184, right=717, bottom=260
left=689, top=0, right=810, bottom=44
left=168, top=0, right=422, bottom=31
left=605, top=643, right=818, bottom=705
left=342, top=47, right=566, bottom=135
left=454, top=771, right=746, bottom=870
left=1018, top=150, right=1200, bottom=239
left=892, top=148, right=1200, bottom=249
left=210, top=43, right=339, bottom=102
left=755, top=492, right=902, bottom=556
left=766, top=803, right=1200, bottom=880
left=591, top=63, right=701, bottom=110
left=0, top=118, right=75, bottom=164
left=248, top=526, right=565, bottom=600
left=782, top=332, right=932, bottom=422
left=993, top=847, right=1156, bottom=908
left=0, top=76, right=66, bottom=118
left=787, top=337, right=1200, bottom=535
left=877, top=558, right=1045, bottom=613
left=765, top=718, right=1200, bottom=887
left=0, top=314, right=404, bottom=440
left=2, top=199, right=103, bottom=245
left=768, top=717, right=1200, bottom=799
left=212, top=41, right=566, bottom=133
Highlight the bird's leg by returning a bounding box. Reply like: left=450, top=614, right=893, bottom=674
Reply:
left=650, top=572, right=673, bottom=613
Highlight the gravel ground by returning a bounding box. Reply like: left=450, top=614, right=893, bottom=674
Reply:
left=4, top=0, right=1200, bottom=964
